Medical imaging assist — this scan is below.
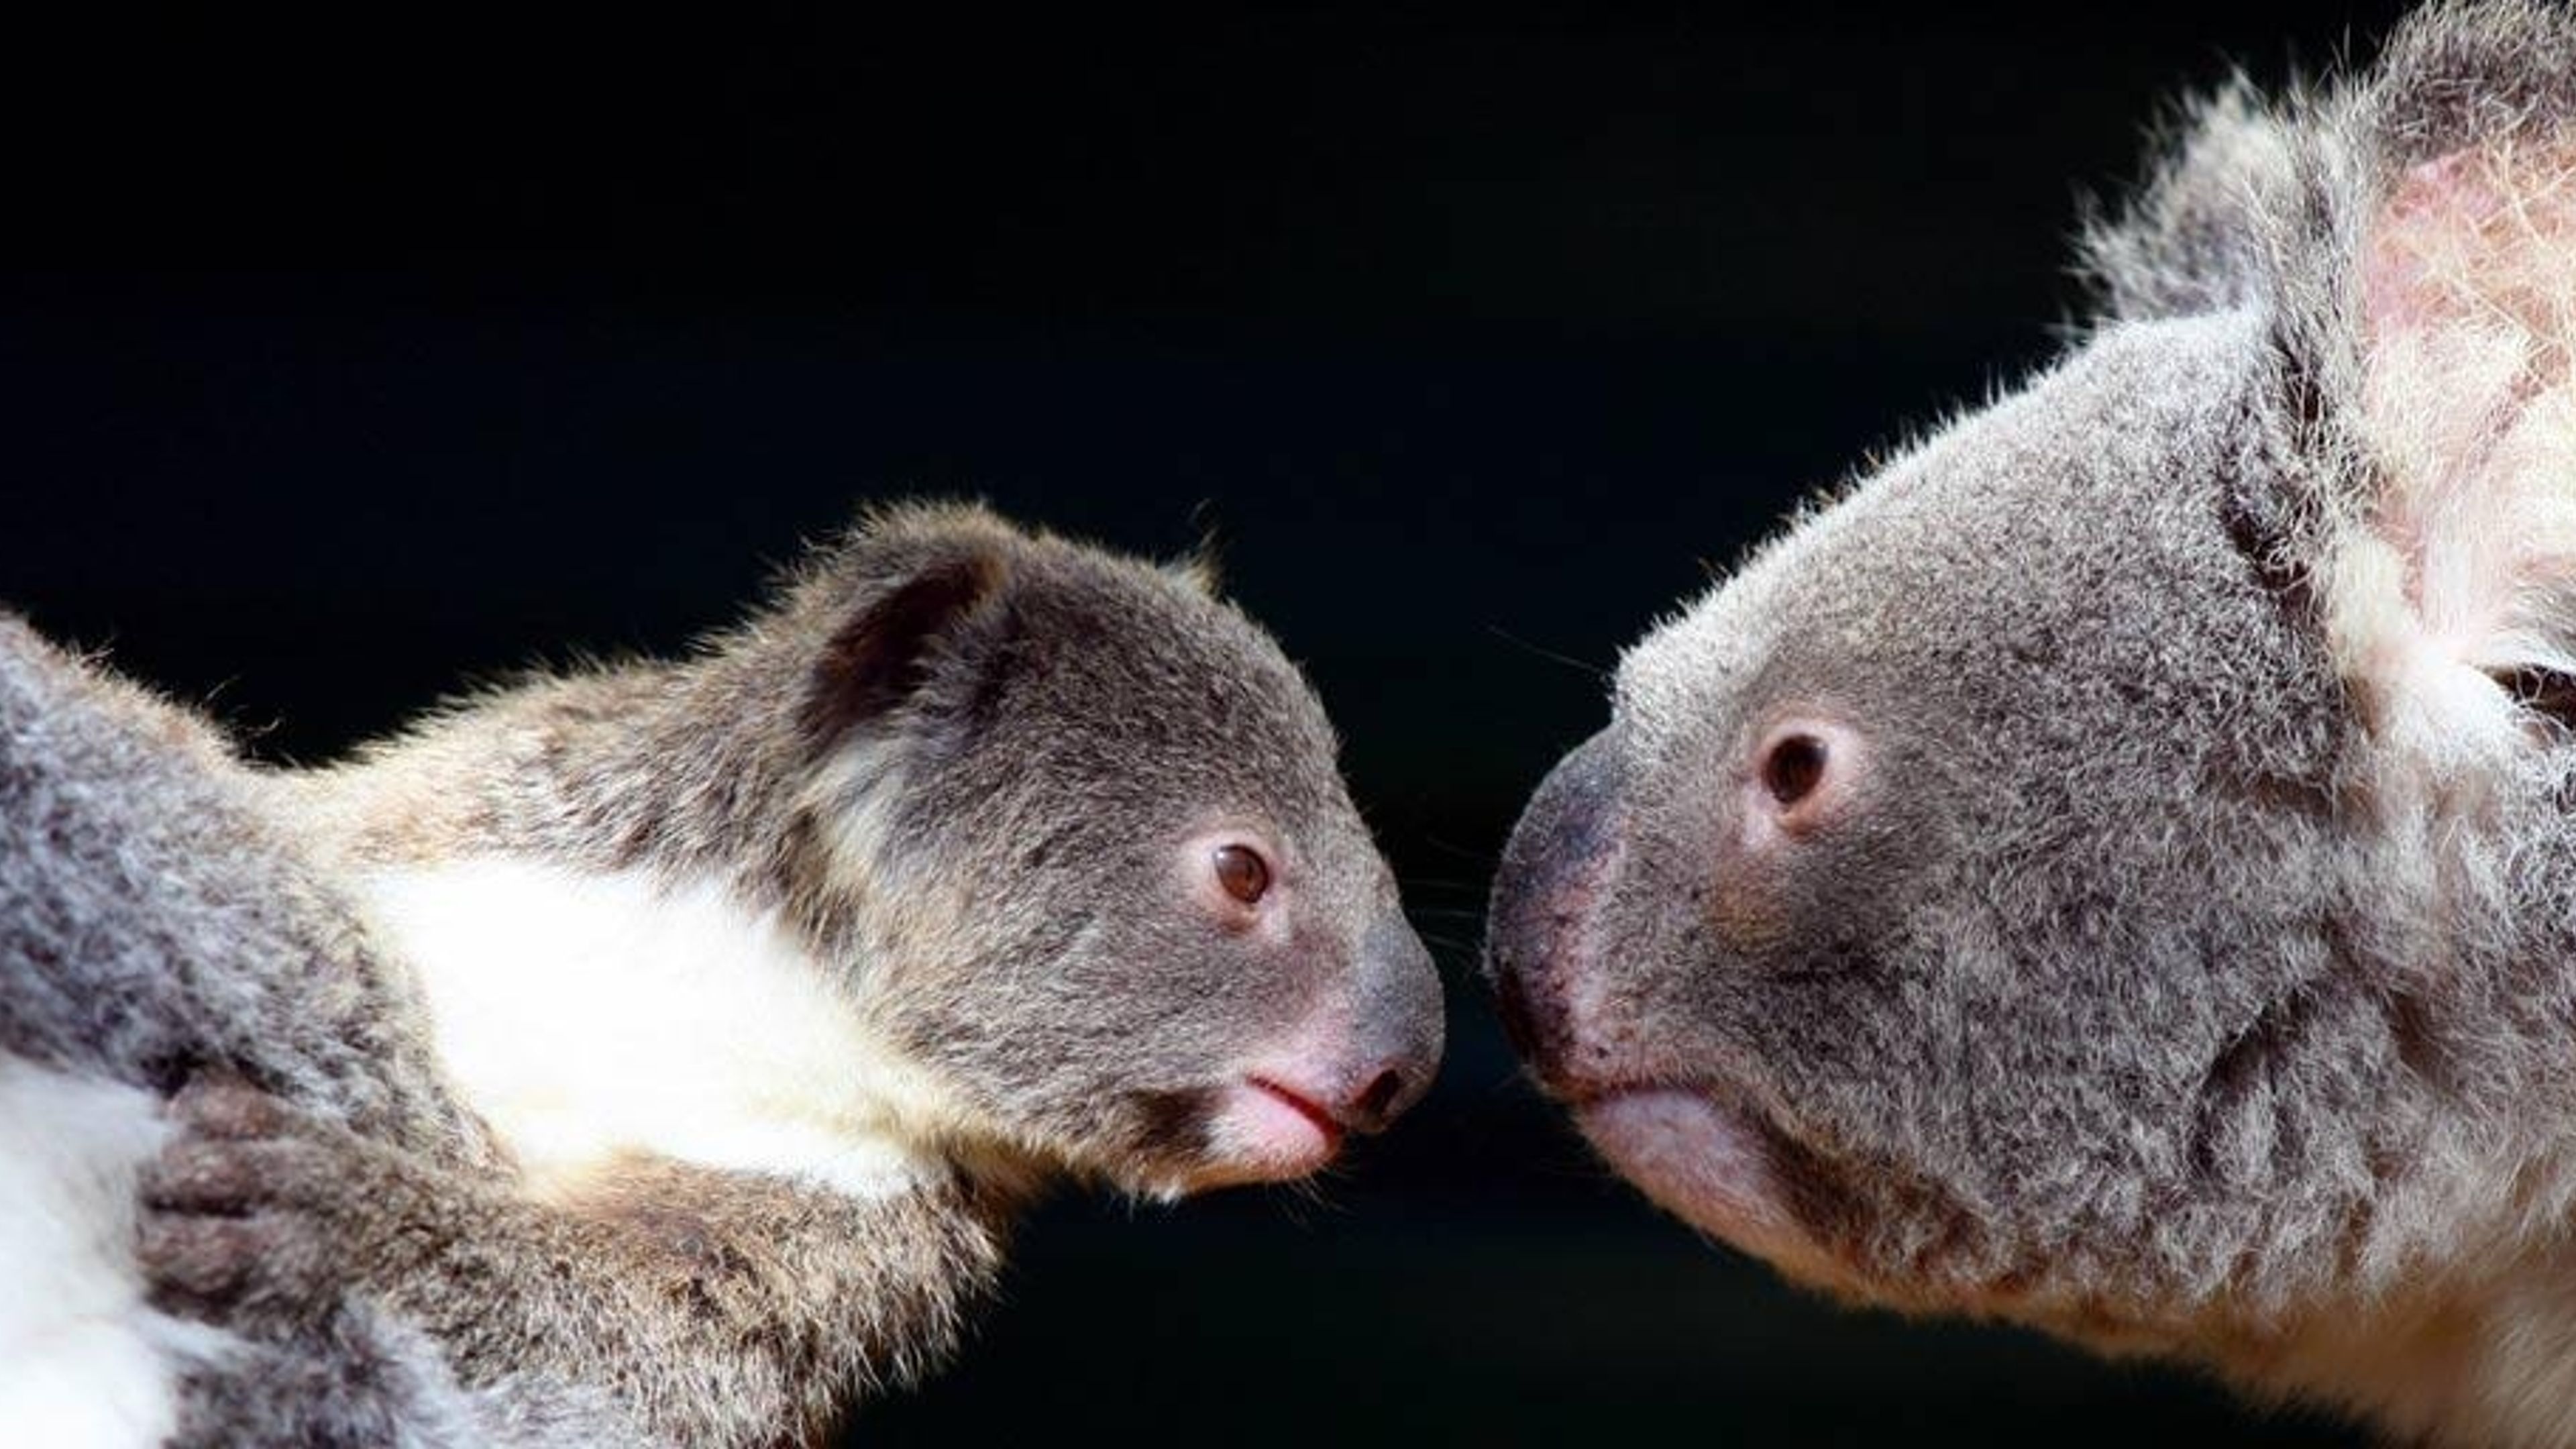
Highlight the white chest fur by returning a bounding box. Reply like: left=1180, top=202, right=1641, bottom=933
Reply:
left=358, top=858, right=949, bottom=1202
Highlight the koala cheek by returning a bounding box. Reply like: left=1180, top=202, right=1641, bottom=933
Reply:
left=1706, top=858, right=1790, bottom=957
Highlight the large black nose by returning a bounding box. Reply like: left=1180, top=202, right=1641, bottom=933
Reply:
left=1340, top=912, right=1444, bottom=1134
left=1485, top=729, right=1623, bottom=1074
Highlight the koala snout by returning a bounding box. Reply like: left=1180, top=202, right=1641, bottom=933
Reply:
left=1340, top=913, right=1444, bottom=1133
left=1215, top=914, right=1438, bottom=1179
left=1484, top=729, right=1623, bottom=1087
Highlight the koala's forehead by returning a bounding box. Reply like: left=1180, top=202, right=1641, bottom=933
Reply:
left=1616, top=312, right=2276, bottom=765
left=985, top=559, right=1346, bottom=820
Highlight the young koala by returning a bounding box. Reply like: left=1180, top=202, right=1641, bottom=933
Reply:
left=3, top=502, right=1442, bottom=1448
left=1487, top=3, right=2576, bottom=1444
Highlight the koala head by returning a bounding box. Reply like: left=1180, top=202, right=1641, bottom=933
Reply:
left=767, top=505, right=1440, bottom=1197
left=1489, top=0, right=2576, bottom=1356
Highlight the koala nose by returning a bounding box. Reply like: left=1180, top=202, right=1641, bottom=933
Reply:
left=1342, top=1065, right=1409, bottom=1135
left=1490, top=955, right=1554, bottom=1063
left=1485, top=729, right=1623, bottom=1080
left=1342, top=913, right=1444, bottom=1134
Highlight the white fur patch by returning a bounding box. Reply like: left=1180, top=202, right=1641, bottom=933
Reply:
left=2332, top=143, right=2576, bottom=761
left=360, top=859, right=961, bottom=1201
left=0, top=1059, right=236, bottom=1449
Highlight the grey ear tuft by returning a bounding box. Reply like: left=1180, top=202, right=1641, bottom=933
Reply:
left=1168, top=501, right=1228, bottom=596
left=2366, top=0, right=2576, bottom=168
left=2081, top=82, right=2312, bottom=323
left=800, top=541, right=1014, bottom=751
left=1171, top=532, right=1225, bottom=596
left=2083, top=1, right=2576, bottom=329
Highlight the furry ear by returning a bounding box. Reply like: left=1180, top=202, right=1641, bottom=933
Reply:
left=798, top=521, right=1017, bottom=751
left=2323, top=7, right=2576, bottom=754
left=2083, top=85, right=2307, bottom=323
left=1169, top=526, right=1225, bottom=596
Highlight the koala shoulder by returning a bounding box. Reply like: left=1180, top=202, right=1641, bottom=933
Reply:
left=0, top=613, right=476, bottom=1149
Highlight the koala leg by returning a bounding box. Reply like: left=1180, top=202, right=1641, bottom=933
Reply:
left=168, top=1304, right=633, bottom=1449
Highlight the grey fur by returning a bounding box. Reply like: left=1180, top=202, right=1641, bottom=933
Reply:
left=0, top=615, right=484, bottom=1158
left=293, top=504, right=1438, bottom=1181
left=1488, top=4, right=2576, bottom=1444
left=1, top=619, right=570, bottom=1446
left=5, top=502, right=1439, bottom=1446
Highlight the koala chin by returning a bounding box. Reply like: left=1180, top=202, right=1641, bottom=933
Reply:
left=1491, top=3, right=2576, bottom=1445
left=0, top=502, right=1440, bottom=1449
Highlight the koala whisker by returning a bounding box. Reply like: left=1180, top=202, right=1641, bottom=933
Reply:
left=1416, top=835, right=1501, bottom=867
left=1269, top=1173, right=1344, bottom=1220
left=1486, top=625, right=1610, bottom=680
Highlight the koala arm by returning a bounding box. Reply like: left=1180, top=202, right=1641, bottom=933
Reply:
left=142, top=1077, right=1008, bottom=1449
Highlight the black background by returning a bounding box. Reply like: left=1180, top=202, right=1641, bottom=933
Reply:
left=2, top=5, right=2416, bottom=1444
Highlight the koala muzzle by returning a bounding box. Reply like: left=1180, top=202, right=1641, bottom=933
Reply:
left=1483, top=729, right=1622, bottom=1087
left=1344, top=914, right=1444, bottom=1133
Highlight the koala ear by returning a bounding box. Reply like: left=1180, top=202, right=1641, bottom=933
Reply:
left=2083, top=85, right=2306, bottom=323
left=2322, top=7, right=2576, bottom=753
left=1169, top=529, right=1225, bottom=596
left=796, top=515, right=1018, bottom=752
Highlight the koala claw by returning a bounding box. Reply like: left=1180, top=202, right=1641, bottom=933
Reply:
left=164, top=1073, right=297, bottom=1141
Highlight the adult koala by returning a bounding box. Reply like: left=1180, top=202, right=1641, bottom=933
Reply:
left=1487, top=3, right=2576, bottom=1444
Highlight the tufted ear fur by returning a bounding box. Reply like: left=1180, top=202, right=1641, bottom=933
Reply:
left=2321, top=3, right=2576, bottom=757
left=796, top=516, right=1018, bottom=754
left=2082, top=84, right=2310, bottom=323
left=2332, top=144, right=2576, bottom=749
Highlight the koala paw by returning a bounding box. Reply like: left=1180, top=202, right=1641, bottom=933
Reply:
left=138, top=1073, right=378, bottom=1331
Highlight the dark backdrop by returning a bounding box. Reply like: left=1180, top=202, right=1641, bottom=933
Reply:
left=3, top=5, right=2414, bottom=1444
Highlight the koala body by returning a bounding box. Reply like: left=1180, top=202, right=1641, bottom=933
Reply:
left=3, top=504, right=1441, bottom=1447
left=1489, top=4, right=2576, bottom=1444
left=0, top=613, right=530, bottom=1448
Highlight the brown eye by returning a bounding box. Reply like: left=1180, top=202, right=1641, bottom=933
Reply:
left=1212, top=844, right=1271, bottom=904
left=1761, top=733, right=1828, bottom=807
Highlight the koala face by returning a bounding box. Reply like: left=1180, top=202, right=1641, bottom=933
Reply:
left=1495, top=320, right=2390, bottom=1330
left=1492, top=3, right=2576, bottom=1353
left=790, top=508, right=1442, bottom=1197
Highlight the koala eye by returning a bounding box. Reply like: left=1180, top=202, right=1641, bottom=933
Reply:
left=1212, top=843, right=1271, bottom=904
left=1760, top=733, right=1829, bottom=806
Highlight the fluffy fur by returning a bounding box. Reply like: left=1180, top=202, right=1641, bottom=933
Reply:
left=0, top=616, right=562, bottom=1448
left=1488, top=5, right=2576, bottom=1444
left=0, top=1061, right=203, bottom=1449
left=3, top=503, right=1441, bottom=1446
